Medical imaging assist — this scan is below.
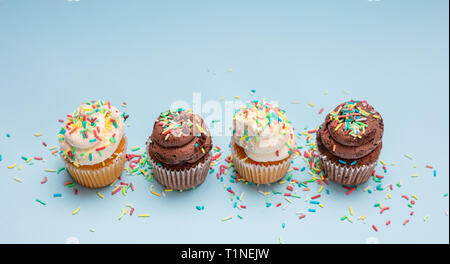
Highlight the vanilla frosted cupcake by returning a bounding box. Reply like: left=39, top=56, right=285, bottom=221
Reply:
left=231, top=100, right=297, bottom=184
left=58, top=100, right=128, bottom=188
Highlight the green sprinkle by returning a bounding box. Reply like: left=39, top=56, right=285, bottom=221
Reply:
left=36, top=199, right=46, bottom=205
left=57, top=167, right=65, bottom=174
left=131, top=146, right=140, bottom=151
left=340, top=215, right=347, bottom=221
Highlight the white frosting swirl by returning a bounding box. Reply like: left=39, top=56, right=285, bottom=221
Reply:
left=58, top=100, right=126, bottom=166
left=232, top=100, right=296, bottom=162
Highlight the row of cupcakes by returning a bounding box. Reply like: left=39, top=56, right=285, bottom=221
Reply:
left=57, top=99, right=384, bottom=190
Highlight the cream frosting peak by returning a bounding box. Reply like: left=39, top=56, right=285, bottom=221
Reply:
left=232, top=100, right=296, bottom=162
left=58, top=100, right=126, bottom=166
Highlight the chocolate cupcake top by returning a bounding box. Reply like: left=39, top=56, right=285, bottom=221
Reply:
left=317, top=100, right=384, bottom=160
left=147, top=109, right=212, bottom=167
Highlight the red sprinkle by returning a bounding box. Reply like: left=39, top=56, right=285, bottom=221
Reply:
left=130, top=182, right=134, bottom=191
left=372, top=225, right=378, bottom=232
left=40, top=176, right=48, bottom=184
left=130, top=208, right=135, bottom=216
left=346, top=187, right=356, bottom=195
left=34, top=157, right=43, bottom=160
left=276, top=203, right=282, bottom=207
left=311, top=195, right=321, bottom=200
left=42, top=142, right=47, bottom=147
left=318, top=107, right=324, bottom=114
left=299, top=214, right=306, bottom=219
left=386, top=220, right=391, bottom=226
left=286, top=185, right=294, bottom=191
left=74, top=188, right=78, bottom=195
left=401, top=195, right=409, bottom=200
left=403, top=219, right=410, bottom=226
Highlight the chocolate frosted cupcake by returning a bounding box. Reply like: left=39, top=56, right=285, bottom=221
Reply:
left=147, top=108, right=213, bottom=190
left=316, top=100, right=384, bottom=185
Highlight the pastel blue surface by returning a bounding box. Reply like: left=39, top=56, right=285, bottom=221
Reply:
left=0, top=0, right=448, bottom=244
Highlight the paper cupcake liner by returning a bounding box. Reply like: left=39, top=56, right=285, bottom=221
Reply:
left=230, top=142, right=293, bottom=184
left=64, top=136, right=128, bottom=189
left=318, top=154, right=377, bottom=185
left=148, top=152, right=212, bottom=191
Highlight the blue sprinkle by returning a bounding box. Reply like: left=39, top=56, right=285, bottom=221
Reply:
left=434, top=170, right=437, bottom=176
left=310, top=201, right=320, bottom=205
left=53, top=193, right=62, bottom=197
left=339, top=160, right=347, bottom=165
left=350, top=161, right=356, bottom=166
left=308, top=208, right=316, bottom=212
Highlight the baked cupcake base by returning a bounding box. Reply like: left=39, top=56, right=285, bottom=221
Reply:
left=149, top=152, right=212, bottom=191
left=64, top=136, right=127, bottom=188
left=231, top=141, right=293, bottom=184
left=317, top=136, right=382, bottom=185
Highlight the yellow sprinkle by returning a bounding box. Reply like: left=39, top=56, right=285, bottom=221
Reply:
left=285, top=197, right=292, bottom=203
left=201, top=148, right=205, bottom=154
left=13, top=177, right=23, bottom=183
left=150, top=185, right=161, bottom=197
left=234, top=96, right=240, bottom=99
left=221, top=216, right=232, bottom=222
left=7, top=163, right=17, bottom=169
left=34, top=132, right=43, bottom=137
left=227, top=68, right=233, bottom=72
left=138, top=214, right=150, bottom=217
left=49, top=146, right=58, bottom=150
left=45, top=169, right=56, bottom=172
left=380, top=160, right=387, bottom=166
left=122, top=186, right=126, bottom=196
left=118, top=208, right=129, bottom=220
left=278, top=180, right=287, bottom=184
left=319, top=203, right=324, bottom=208
left=349, top=207, right=354, bottom=216
left=424, top=215, right=429, bottom=221
left=411, top=174, right=419, bottom=177
left=387, top=193, right=392, bottom=199
left=18, top=165, right=22, bottom=170
left=360, top=216, right=367, bottom=221
left=324, top=91, right=328, bottom=95
left=239, top=192, right=245, bottom=201
left=97, top=192, right=104, bottom=199
left=125, top=204, right=135, bottom=208
left=164, top=189, right=173, bottom=192
left=373, top=115, right=380, bottom=119
left=308, top=102, right=314, bottom=108
left=318, top=185, right=324, bottom=193
left=411, top=194, right=418, bottom=200
left=334, top=123, right=343, bottom=131
left=72, top=207, right=80, bottom=215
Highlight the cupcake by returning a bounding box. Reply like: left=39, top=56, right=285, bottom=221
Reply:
left=316, top=100, right=384, bottom=185
left=146, top=108, right=213, bottom=190
left=58, top=100, right=128, bottom=188
left=231, top=100, right=297, bottom=184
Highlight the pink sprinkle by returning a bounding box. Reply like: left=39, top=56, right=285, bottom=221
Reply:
left=34, top=157, right=43, bottom=160
left=42, top=142, right=47, bottom=147
left=401, top=195, right=409, bottom=200
left=372, top=225, right=378, bottom=232
left=380, top=206, right=390, bottom=214
left=130, top=208, right=134, bottom=216
left=318, top=107, right=324, bottom=114
left=58, top=119, right=64, bottom=123
left=403, top=219, right=410, bottom=226
left=386, top=220, right=391, bottom=226
left=299, top=214, right=306, bottom=219
left=40, top=176, right=48, bottom=184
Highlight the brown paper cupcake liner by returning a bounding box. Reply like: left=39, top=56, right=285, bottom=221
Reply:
left=148, top=152, right=212, bottom=191
left=319, top=154, right=377, bottom=185
left=64, top=136, right=128, bottom=189
left=230, top=141, right=293, bottom=184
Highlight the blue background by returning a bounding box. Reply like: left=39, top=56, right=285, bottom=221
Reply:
left=0, top=0, right=448, bottom=243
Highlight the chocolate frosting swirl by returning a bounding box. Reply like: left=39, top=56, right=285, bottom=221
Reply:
left=318, top=100, right=384, bottom=160
left=147, top=110, right=212, bottom=168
